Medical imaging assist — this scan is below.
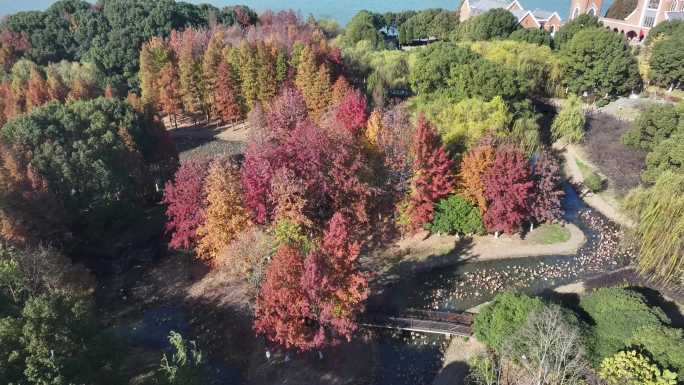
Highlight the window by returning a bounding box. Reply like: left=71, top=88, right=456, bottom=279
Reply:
left=588, top=8, right=595, bottom=16
left=648, top=0, right=660, bottom=9
left=670, top=0, right=678, bottom=11
left=643, top=15, right=656, bottom=27
left=573, top=7, right=579, bottom=19
left=679, top=0, right=684, bottom=10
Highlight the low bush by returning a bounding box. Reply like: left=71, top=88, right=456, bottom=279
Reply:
left=583, top=172, right=604, bottom=193
left=428, top=194, right=484, bottom=235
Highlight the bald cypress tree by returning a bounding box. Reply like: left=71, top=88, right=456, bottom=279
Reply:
left=215, top=61, right=242, bottom=124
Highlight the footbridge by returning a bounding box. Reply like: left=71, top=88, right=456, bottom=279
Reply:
left=361, top=309, right=474, bottom=337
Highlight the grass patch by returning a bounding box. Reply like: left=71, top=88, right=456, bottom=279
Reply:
left=529, top=223, right=571, bottom=245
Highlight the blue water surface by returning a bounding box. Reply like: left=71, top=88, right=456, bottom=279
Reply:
left=1, top=0, right=614, bottom=24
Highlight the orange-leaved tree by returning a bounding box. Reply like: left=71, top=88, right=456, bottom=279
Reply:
left=459, top=145, right=496, bottom=215
left=196, top=158, right=252, bottom=263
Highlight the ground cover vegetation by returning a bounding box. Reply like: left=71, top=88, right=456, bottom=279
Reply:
left=0, top=1, right=683, bottom=384
left=471, top=289, right=683, bottom=385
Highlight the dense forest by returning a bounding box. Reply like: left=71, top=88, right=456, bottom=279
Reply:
left=0, top=1, right=683, bottom=384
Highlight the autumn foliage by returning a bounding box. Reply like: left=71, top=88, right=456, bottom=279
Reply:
left=162, top=158, right=211, bottom=251
left=138, top=13, right=343, bottom=125
left=335, top=89, right=368, bottom=134
left=405, top=115, right=455, bottom=231
left=196, top=159, right=252, bottom=263
left=254, top=213, right=368, bottom=351
left=240, top=86, right=374, bottom=234
left=482, top=146, right=534, bottom=234
left=528, top=151, right=565, bottom=224
left=459, top=145, right=496, bottom=215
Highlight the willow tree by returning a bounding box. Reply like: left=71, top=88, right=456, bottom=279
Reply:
left=551, top=94, right=585, bottom=145
left=623, top=171, right=684, bottom=284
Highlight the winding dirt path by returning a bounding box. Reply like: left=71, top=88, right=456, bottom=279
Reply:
left=559, top=144, right=635, bottom=228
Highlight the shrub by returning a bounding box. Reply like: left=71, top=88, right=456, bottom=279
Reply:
left=583, top=172, right=604, bottom=193
left=629, top=326, right=684, bottom=380
left=598, top=350, right=677, bottom=385
left=473, top=292, right=544, bottom=350
left=157, top=331, right=205, bottom=385
left=580, top=288, right=669, bottom=363
left=428, top=194, right=484, bottom=235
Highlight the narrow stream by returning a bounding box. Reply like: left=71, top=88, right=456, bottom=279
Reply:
left=368, top=185, right=630, bottom=385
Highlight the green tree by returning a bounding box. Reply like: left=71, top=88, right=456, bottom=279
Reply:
left=409, top=42, right=480, bottom=95
left=649, top=34, right=684, bottom=90
left=642, top=132, right=684, bottom=183
left=22, top=294, right=121, bottom=385
left=468, top=40, right=563, bottom=98
left=551, top=94, right=586, bottom=144
left=473, top=292, right=544, bottom=350
left=623, top=171, right=684, bottom=284
left=629, top=325, right=684, bottom=380
left=455, top=9, right=519, bottom=41
left=580, top=288, right=670, bottom=363
left=428, top=194, right=484, bottom=235
left=343, top=10, right=384, bottom=48
left=554, top=14, right=601, bottom=51
left=645, top=20, right=684, bottom=46
left=422, top=96, right=511, bottom=149
left=1, top=98, right=176, bottom=239
left=508, top=28, right=553, bottom=47
left=622, top=103, right=683, bottom=150
left=447, top=59, right=524, bottom=102
left=561, top=28, right=641, bottom=97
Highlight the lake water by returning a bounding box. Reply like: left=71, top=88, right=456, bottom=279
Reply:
left=204, top=0, right=616, bottom=24
left=2, top=0, right=614, bottom=24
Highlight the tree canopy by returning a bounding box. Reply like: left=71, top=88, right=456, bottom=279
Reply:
left=561, top=27, right=641, bottom=97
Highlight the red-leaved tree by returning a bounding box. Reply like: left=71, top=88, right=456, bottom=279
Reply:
left=162, top=158, right=211, bottom=250
left=406, top=115, right=455, bottom=231
left=482, top=146, right=534, bottom=235
left=214, top=60, right=242, bottom=124
left=254, top=212, right=368, bottom=351
left=528, top=150, right=565, bottom=225
left=241, top=86, right=374, bottom=232
left=253, top=244, right=313, bottom=350
left=334, top=89, right=368, bottom=134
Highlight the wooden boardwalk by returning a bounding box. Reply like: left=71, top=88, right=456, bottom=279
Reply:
left=361, top=309, right=474, bottom=337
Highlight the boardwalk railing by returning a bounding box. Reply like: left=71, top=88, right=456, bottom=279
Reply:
left=362, top=309, right=474, bottom=337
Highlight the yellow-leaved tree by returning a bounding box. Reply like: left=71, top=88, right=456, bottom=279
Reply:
left=196, top=158, right=251, bottom=264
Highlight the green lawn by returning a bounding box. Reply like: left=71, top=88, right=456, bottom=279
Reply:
left=529, top=223, right=572, bottom=245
